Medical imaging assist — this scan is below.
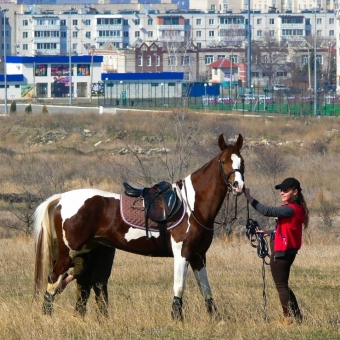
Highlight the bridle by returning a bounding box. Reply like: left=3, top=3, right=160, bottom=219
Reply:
left=182, top=153, right=245, bottom=231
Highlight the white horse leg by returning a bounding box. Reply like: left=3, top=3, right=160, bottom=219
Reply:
left=171, top=239, right=189, bottom=320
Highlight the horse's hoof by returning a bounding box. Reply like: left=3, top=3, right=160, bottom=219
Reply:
left=42, top=292, right=54, bottom=316
left=171, top=296, right=183, bottom=321
left=205, top=298, right=219, bottom=317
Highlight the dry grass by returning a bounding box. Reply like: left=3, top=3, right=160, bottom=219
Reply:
left=0, top=238, right=339, bottom=340
left=1, top=111, right=340, bottom=338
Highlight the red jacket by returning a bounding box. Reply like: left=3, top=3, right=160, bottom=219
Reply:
left=274, top=203, right=305, bottom=253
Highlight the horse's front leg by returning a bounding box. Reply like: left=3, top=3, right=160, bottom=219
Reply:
left=189, top=254, right=218, bottom=318
left=172, top=240, right=189, bottom=321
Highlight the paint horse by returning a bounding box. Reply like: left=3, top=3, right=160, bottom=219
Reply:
left=34, top=134, right=245, bottom=320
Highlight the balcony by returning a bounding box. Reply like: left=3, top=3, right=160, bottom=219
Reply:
left=96, top=36, right=123, bottom=43
left=157, top=24, right=185, bottom=30
left=32, top=37, right=60, bottom=43
left=280, top=23, right=305, bottom=29
left=94, top=24, right=123, bottom=30
left=32, top=24, right=60, bottom=31
left=157, top=35, right=185, bottom=42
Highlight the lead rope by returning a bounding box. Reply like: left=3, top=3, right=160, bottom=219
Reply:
left=245, top=200, right=270, bottom=322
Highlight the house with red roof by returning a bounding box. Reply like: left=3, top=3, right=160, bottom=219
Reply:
left=208, top=58, right=241, bottom=87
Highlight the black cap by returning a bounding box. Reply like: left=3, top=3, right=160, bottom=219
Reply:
left=275, top=177, right=302, bottom=191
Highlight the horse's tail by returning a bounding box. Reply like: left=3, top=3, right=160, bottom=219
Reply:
left=33, top=194, right=61, bottom=297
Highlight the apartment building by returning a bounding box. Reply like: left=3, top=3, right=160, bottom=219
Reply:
left=0, top=2, right=338, bottom=92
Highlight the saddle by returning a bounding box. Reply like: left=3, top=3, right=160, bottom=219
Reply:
left=123, top=181, right=178, bottom=223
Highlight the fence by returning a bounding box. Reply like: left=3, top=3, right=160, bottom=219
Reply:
left=95, top=81, right=340, bottom=117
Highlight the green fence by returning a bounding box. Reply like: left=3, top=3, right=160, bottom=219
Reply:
left=96, top=81, right=340, bottom=117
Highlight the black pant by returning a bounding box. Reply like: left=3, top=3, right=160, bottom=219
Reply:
left=74, top=246, right=115, bottom=317
left=270, top=252, right=302, bottom=319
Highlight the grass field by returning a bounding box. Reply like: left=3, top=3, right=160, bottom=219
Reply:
left=0, top=237, right=339, bottom=340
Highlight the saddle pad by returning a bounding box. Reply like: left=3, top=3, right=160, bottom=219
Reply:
left=120, top=194, right=186, bottom=232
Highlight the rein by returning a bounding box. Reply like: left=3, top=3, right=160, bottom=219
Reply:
left=245, top=200, right=271, bottom=322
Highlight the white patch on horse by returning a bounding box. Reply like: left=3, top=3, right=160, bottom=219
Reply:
left=171, top=236, right=188, bottom=298
left=124, top=227, right=160, bottom=241
left=182, top=176, right=195, bottom=233
left=231, top=154, right=244, bottom=190
left=58, top=188, right=119, bottom=249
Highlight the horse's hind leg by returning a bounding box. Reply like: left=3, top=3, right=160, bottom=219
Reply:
left=189, top=254, right=218, bottom=318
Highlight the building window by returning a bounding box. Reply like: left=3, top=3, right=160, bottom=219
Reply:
left=148, top=31, right=153, bottom=38
left=209, top=19, right=214, bottom=25
left=61, top=32, right=66, bottom=38
left=73, top=31, right=78, bottom=38
left=72, top=19, right=78, bottom=26
left=23, top=44, right=28, bottom=50
left=168, top=55, right=176, bottom=66
left=197, top=42, right=201, bottom=48
left=181, top=56, right=190, bottom=65
left=84, top=19, right=91, bottom=25
left=269, top=30, right=275, bottom=36
left=329, top=18, right=334, bottom=24
left=209, top=31, right=214, bottom=37
left=263, top=55, right=268, bottom=63
left=123, top=31, right=129, bottom=37
left=317, top=30, right=322, bottom=37
left=257, top=19, right=262, bottom=24
left=134, top=19, right=140, bottom=25
left=217, top=55, right=225, bottom=59
left=148, top=19, right=153, bottom=25
left=205, top=55, right=214, bottom=64
left=138, top=56, right=142, bottom=66
left=123, top=19, right=128, bottom=25
left=277, top=72, right=287, bottom=77
left=147, top=56, right=151, bottom=66
left=317, top=18, right=322, bottom=24
left=85, top=32, right=91, bottom=38
left=185, top=19, right=190, bottom=25
left=23, top=20, right=28, bottom=26
left=23, top=32, right=28, bottom=39
left=230, top=55, right=238, bottom=63
left=196, top=19, right=202, bottom=25
left=257, top=30, right=262, bottom=36
left=135, top=31, right=140, bottom=38
left=329, top=30, right=334, bottom=36
left=211, top=4, right=216, bottom=10
left=61, top=20, right=66, bottom=26
left=269, top=19, right=274, bottom=25
left=301, top=55, right=308, bottom=64
left=196, top=31, right=201, bottom=37
left=316, top=55, right=323, bottom=65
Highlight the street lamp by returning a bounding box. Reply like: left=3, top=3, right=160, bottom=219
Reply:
left=69, top=7, right=76, bottom=105
left=314, top=7, right=317, bottom=116
left=89, top=45, right=95, bottom=103
left=1, top=8, right=8, bottom=114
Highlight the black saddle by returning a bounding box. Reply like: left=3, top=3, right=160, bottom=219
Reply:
left=123, top=181, right=179, bottom=223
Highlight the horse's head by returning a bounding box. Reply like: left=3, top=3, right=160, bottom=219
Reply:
left=218, top=134, right=245, bottom=196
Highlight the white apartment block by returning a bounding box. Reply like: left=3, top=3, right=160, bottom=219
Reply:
left=0, top=2, right=339, bottom=88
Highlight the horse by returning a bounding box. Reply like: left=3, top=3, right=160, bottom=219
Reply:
left=33, top=133, right=245, bottom=320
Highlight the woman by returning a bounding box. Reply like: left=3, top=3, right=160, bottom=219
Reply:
left=244, top=177, right=309, bottom=324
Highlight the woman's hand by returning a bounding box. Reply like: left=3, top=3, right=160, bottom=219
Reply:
left=244, top=188, right=254, bottom=203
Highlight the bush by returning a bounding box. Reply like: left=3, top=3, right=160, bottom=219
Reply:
left=25, top=104, right=32, bottom=114
left=41, top=104, right=48, bottom=114
left=9, top=101, right=16, bottom=114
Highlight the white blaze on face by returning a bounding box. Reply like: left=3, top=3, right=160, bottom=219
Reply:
left=57, top=188, right=119, bottom=249
left=231, top=153, right=244, bottom=192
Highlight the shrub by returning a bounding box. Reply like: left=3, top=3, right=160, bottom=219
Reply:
left=9, top=101, right=16, bottom=114
left=25, top=104, right=32, bottom=114
left=41, top=104, right=48, bottom=115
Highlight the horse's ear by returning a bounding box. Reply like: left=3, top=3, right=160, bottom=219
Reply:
left=218, top=134, right=227, bottom=151
left=235, top=134, right=243, bottom=150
